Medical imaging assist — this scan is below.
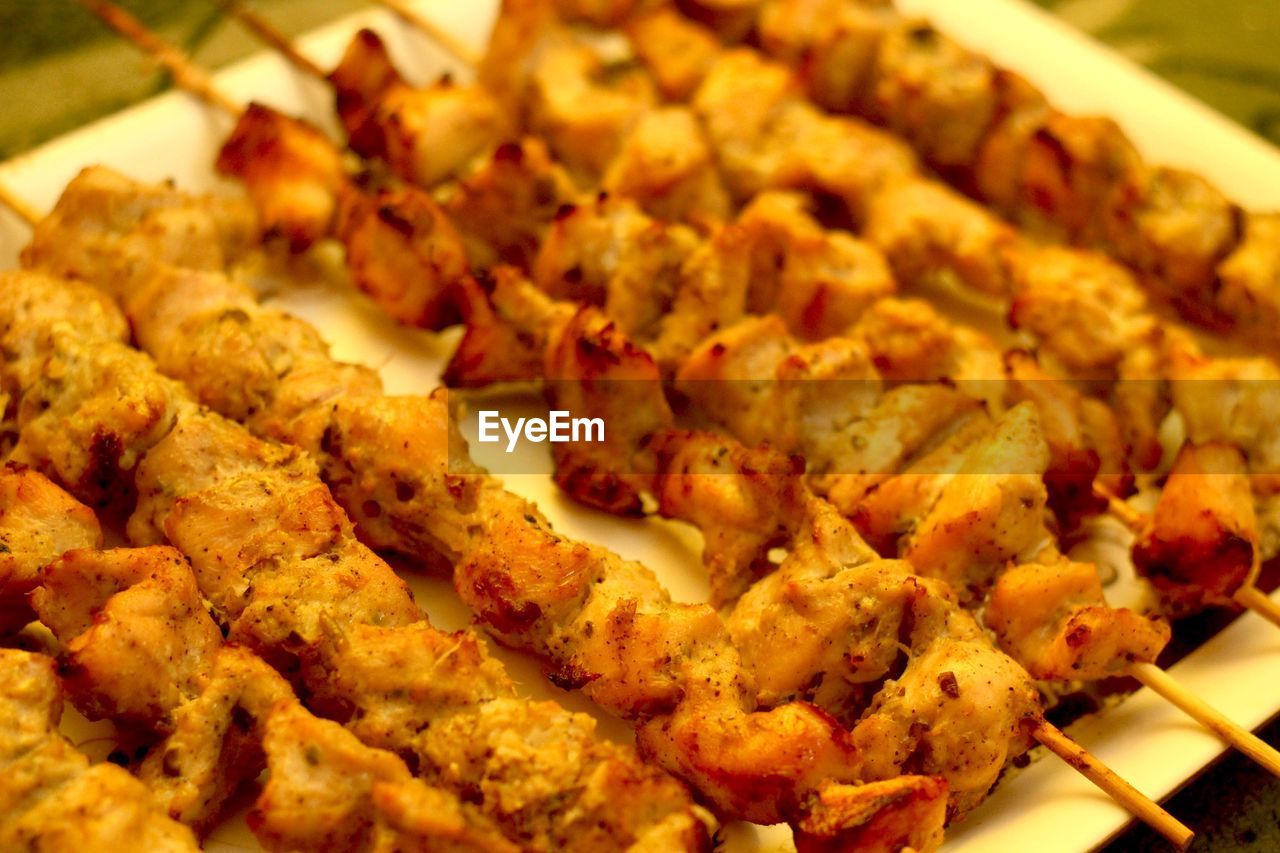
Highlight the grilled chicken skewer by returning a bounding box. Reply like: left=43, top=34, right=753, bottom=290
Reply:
left=5, top=168, right=1188, bottom=846
left=37, top=550, right=520, bottom=851
left=22, top=3, right=1269, bottom=845
left=0, top=464, right=197, bottom=852
left=562, top=0, right=1280, bottom=357
left=0, top=464, right=102, bottom=635
left=219, top=2, right=1131, bottom=532
left=0, top=40, right=985, bottom=827
left=0, top=39, right=1184, bottom=842
left=0, top=464, right=518, bottom=850
left=238, top=0, right=1170, bottom=517
left=229, top=0, right=1269, bottom=524
left=472, top=0, right=1280, bottom=476
left=32, top=0, right=1259, bottom=653
left=15, top=8, right=1054, bottom=809
left=1099, top=459, right=1280, bottom=631
left=66, top=1, right=1280, bottom=807
left=487, top=253, right=1280, bottom=784
left=221, top=1, right=878, bottom=326
left=108, top=1, right=1094, bottom=586
left=0, top=258, right=711, bottom=851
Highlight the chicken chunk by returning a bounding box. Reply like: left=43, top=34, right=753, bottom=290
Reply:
left=21, top=166, right=255, bottom=284
left=974, top=109, right=1140, bottom=242
left=738, top=191, right=896, bottom=339
left=987, top=560, right=1169, bottom=680
left=602, top=106, right=732, bottom=224
left=866, top=20, right=999, bottom=170
left=335, top=184, right=470, bottom=329
left=443, top=136, right=579, bottom=270
left=0, top=465, right=101, bottom=634
left=1103, top=165, right=1240, bottom=321
left=251, top=699, right=519, bottom=852
left=34, top=546, right=221, bottom=729
left=902, top=403, right=1052, bottom=604
left=652, top=429, right=810, bottom=605
left=0, top=649, right=198, bottom=852
left=216, top=103, right=347, bottom=250
left=624, top=7, right=722, bottom=101
left=332, top=30, right=507, bottom=188
left=1216, top=211, right=1280, bottom=349
left=1007, top=244, right=1155, bottom=376
left=1134, top=442, right=1259, bottom=616
left=757, top=0, right=893, bottom=116
left=544, top=308, right=675, bottom=515
left=446, top=267, right=576, bottom=388
left=729, top=502, right=1039, bottom=818
left=864, top=177, right=1018, bottom=297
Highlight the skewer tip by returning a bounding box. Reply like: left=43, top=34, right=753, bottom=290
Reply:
left=1133, top=661, right=1280, bottom=780
left=1031, top=718, right=1193, bottom=850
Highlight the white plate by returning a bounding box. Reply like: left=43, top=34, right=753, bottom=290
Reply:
left=3, top=2, right=1280, bottom=851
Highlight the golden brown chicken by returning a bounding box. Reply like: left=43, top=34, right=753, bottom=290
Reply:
left=335, top=183, right=471, bottom=329
left=479, top=3, right=656, bottom=183
left=0, top=648, right=198, bottom=852
left=0, top=268, right=712, bottom=852
left=32, top=540, right=518, bottom=851
left=0, top=464, right=102, bottom=634
left=216, top=103, right=347, bottom=250
left=331, top=28, right=508, bottom=188
left=20, top=172, right=966, bottom=850
left=987, top=560, right=1171, bottom=681
left=1134, top=442, right=1259, bottom=617
left=444, top=137, right=579, bottom=270
left=622, top=0, right=1280, bottom=354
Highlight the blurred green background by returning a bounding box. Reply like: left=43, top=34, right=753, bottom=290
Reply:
left=1031, top=0, right=1280, bottom=144
left=2, top=1, right=1279, bottom=850
left=0, top=0, right=360, bottom=157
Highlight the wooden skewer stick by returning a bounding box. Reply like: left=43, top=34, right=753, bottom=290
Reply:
left=1092, top=480, right=1280, bottom=775
left=61, top=5, right=1203, bottom=841
left=0, top=182, right=40, bottom=228
left=1031, top=719, right=1193, bottom=849
left=372, top=0, right=481, bottom=69
left=78, top=0, right=245, bottom=117
left=1233, top=585, right=1280, bottom=629
left=1092, top=481, right=1280, bottom=626
left=1093, top=481, right=1149, bottom=532
left=223, top=2, right=329, bottom=83
left=1139, top=659, right=1280, bottom=778
left=218, top=1, right=327, bottom=81
left=1132, top=662, right=1280, bottom=777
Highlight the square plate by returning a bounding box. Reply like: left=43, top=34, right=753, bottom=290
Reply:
left=2, top=2, right=1279, bottom=851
